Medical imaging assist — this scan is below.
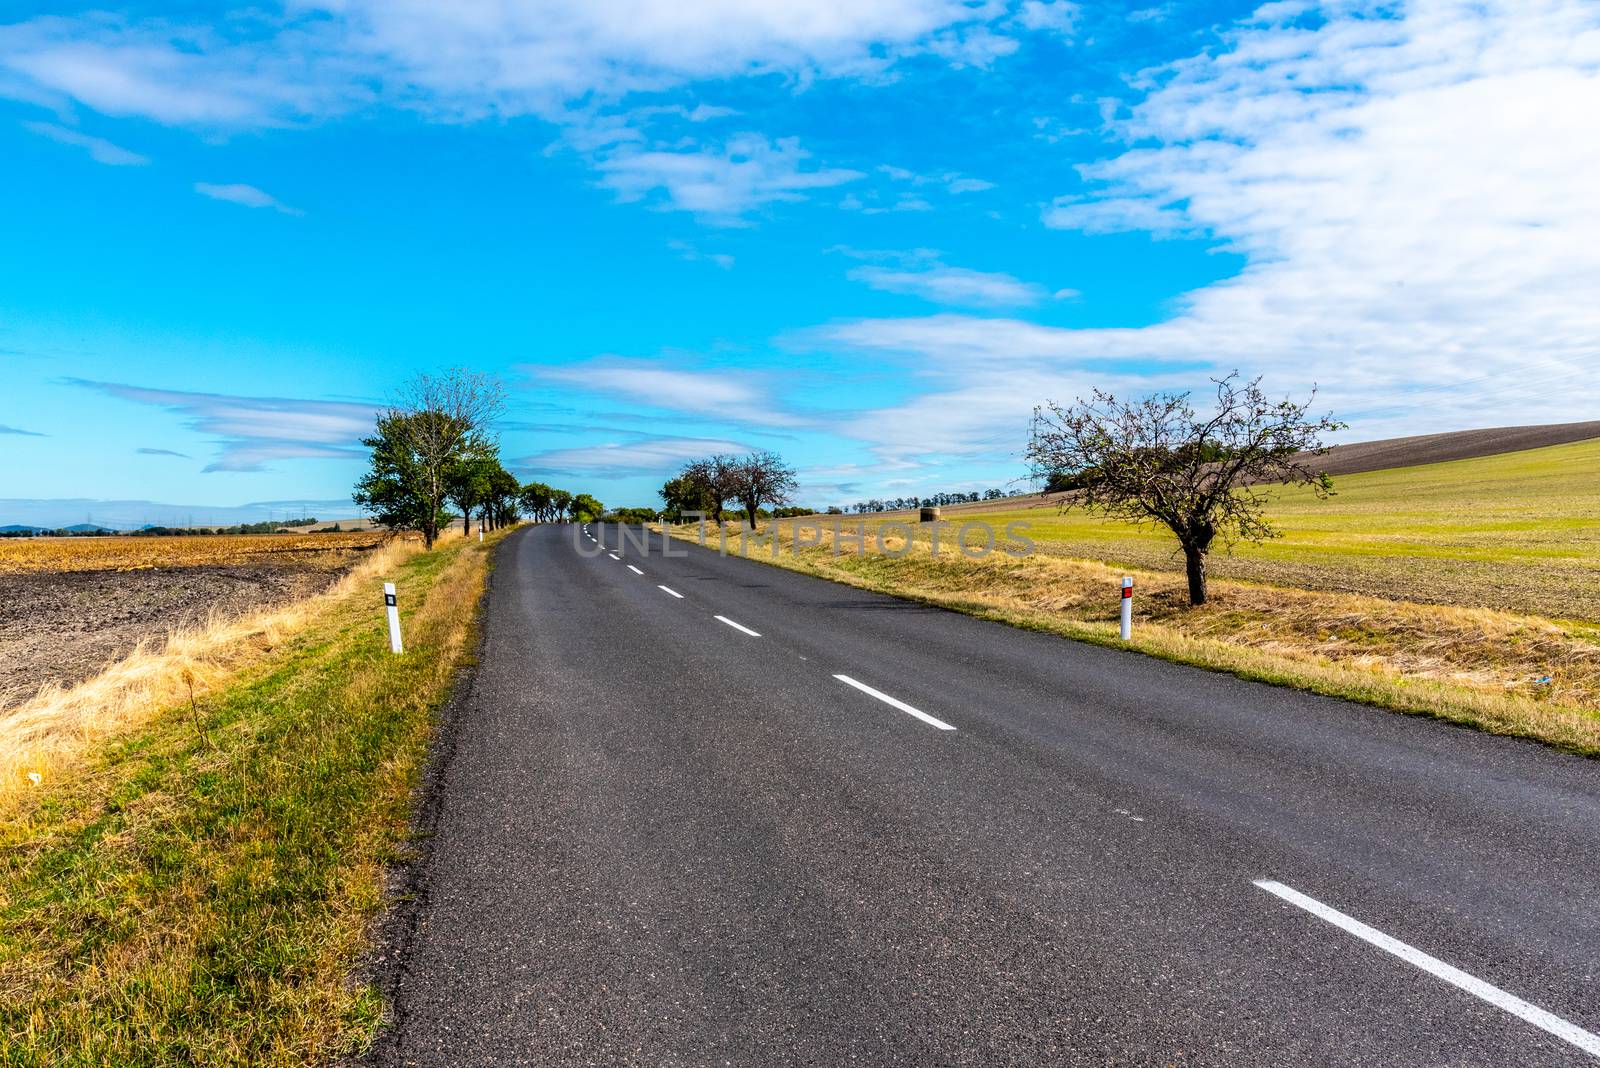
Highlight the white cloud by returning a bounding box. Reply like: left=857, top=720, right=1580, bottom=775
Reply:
left=1016, top=0, right=1080, bottom=35
left=596, top=134, right=862, bottom=221
left=817, top=0, right=1600, bottom=461
left=194, top=182, right=303, bottom=216
left=946, top=176, right=995, bottom=193
left=837, top=189, right=944, bottom=214
left=0, top=3, right=1034, bottom=129
left=0, top=16, right=345, bottom=126
left=21, top=120, right=148, bottom=165
left=1125, top=5, right=1175, bottom=24
left=0, top=3, right=1058, bottom=226
left=848, top=264, right=1054, bottom=308
left=519, top=435, right=750, bottom=478
left=72, top=380, right=374, bottom=472
left=531, top=357, right=808, bottom=427
left=667, top=240, right=735, bottom=269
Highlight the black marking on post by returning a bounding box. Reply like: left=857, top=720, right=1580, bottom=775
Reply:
left=385, top=593, right=397, bottom=606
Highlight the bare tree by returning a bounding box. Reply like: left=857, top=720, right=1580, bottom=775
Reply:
left=387, top=369, right=506, bottom=548
left=681, top=455, right=741, bottom=526
left=728, top=451, right=798, bottom=529
left=1026, top=373, right=1343, bottom=606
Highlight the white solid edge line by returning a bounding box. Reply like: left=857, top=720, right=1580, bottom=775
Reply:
left=627, top=565, right=643, bottom=574
left=657, top=585, right=684, bottom=598
left=1254, top=880, right=1600, bottom=1058
left=714, top=614, right=761, bottom=637
left=833, top=674, right=956, bottom=731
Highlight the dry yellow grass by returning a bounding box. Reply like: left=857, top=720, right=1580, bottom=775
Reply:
left=0, top=532, right=437, bottom=808
left=671, top=520, right=1600, bottom=755
left=0, top=531, right=387, bottom=575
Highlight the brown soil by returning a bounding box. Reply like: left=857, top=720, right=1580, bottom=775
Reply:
left=1313, top=420, right=1600, bottom=476
left=0, top=565, right=340, bottom=705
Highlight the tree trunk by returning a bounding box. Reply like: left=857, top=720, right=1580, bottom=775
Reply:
left=463, top=511, right=472, bottom=536
left=744, top=497, right=759, bottom=529
left=1184, top=545, right=1208, bottom=606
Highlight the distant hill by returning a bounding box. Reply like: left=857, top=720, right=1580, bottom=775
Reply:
left=0, top=497, right=354, bottom=530
left=0, top=524, right=44, bottom=534
left=819, top=420, right=1600, bottom=519
left=1314, top=420, right=1600, bottom=476
left=61, top=523, right=117, bottom=533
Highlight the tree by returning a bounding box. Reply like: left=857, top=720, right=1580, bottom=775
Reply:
left=354, top=411, right=454, bottom=543
left=445, top=452, right=499, bottom=536
left=727, top=451, right=797, bottom=529
left=355, top=369, right=505, bottom=548
left=659, top=472, right=717, bottom=523
left=1026, top=373, right=1343, bottom=606
left=680, top=455, right=741, bottom=525
left=549, top=489, right=574, bottom=522
left=482, top=465, right=522, bottom=529
left=570, top=493, right=604, bottom=523
left=520, top=481, right=555, bottom=522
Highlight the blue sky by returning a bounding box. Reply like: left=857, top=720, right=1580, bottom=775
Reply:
left=2, top=0, right=1597, bottom=522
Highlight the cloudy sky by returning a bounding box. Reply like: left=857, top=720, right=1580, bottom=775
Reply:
left=2, top=0, right=1597, bottom=518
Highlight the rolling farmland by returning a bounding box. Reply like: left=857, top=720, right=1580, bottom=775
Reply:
left=0, top=532, right=391, bottom=703
left=847, top=437, right=1600, bottom=622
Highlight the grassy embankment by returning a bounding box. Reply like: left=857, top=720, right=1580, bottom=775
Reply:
left=671, top=439, right=1600, bottom=754
left=0, top=528, right=506, bottom=1065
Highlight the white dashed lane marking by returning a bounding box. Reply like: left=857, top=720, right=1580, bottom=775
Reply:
left=833, top=674, right=956, bottom=731
left=1255, top=880, right=1600, bottom=1058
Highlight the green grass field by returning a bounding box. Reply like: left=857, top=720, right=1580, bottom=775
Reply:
left=862, top=438, right=1600, bottom=622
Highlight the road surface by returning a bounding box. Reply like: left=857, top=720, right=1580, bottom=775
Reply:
left=377, top=523, right=1600, bottom=1066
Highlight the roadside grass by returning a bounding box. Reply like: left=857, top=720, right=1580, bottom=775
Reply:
left=857, top=438, right=1600, bottom=622
left=0, top=536, right=421, bottom=806
left=0, top=528, right=505, bottom=1065
left=663, top=446, right=1600, bottom=755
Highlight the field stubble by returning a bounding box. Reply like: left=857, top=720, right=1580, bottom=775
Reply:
left=672, top=441, right=1600, bottom=753
left=0, top=532, right=389, bottom=705
left=865, top=439, right=1600, bottom=623
left=0, top=531, right=402, bottom=801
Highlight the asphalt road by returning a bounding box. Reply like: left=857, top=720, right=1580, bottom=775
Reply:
left=377, top=523, right=1600, bottom=1066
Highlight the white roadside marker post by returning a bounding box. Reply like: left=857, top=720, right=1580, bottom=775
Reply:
left=384, top=582, right=404, bottom=654
left=1120, top=576, right=1133, bottom=641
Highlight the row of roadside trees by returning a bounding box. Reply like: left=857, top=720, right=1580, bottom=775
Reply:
left=353, top=369, right=1338, bottom=610
left=352, top=370, right=603, bottom=547
left=659, top=451, right=798, bottom=528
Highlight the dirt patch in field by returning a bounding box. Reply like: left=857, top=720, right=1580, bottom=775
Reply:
left=0, top=566, right=341, bottom=704
left=1314, top=420, right=1600, bottom=476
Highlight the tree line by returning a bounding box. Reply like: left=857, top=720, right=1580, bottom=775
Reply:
left=0, top=519, right=325, bottom=537
left=129, top=518, right=321, bottom=536
left=658, top=451, right=799, bottom=527
left=352, top=370, right=602, bottom=546
left=844, top=488, right=1027, bottom=514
